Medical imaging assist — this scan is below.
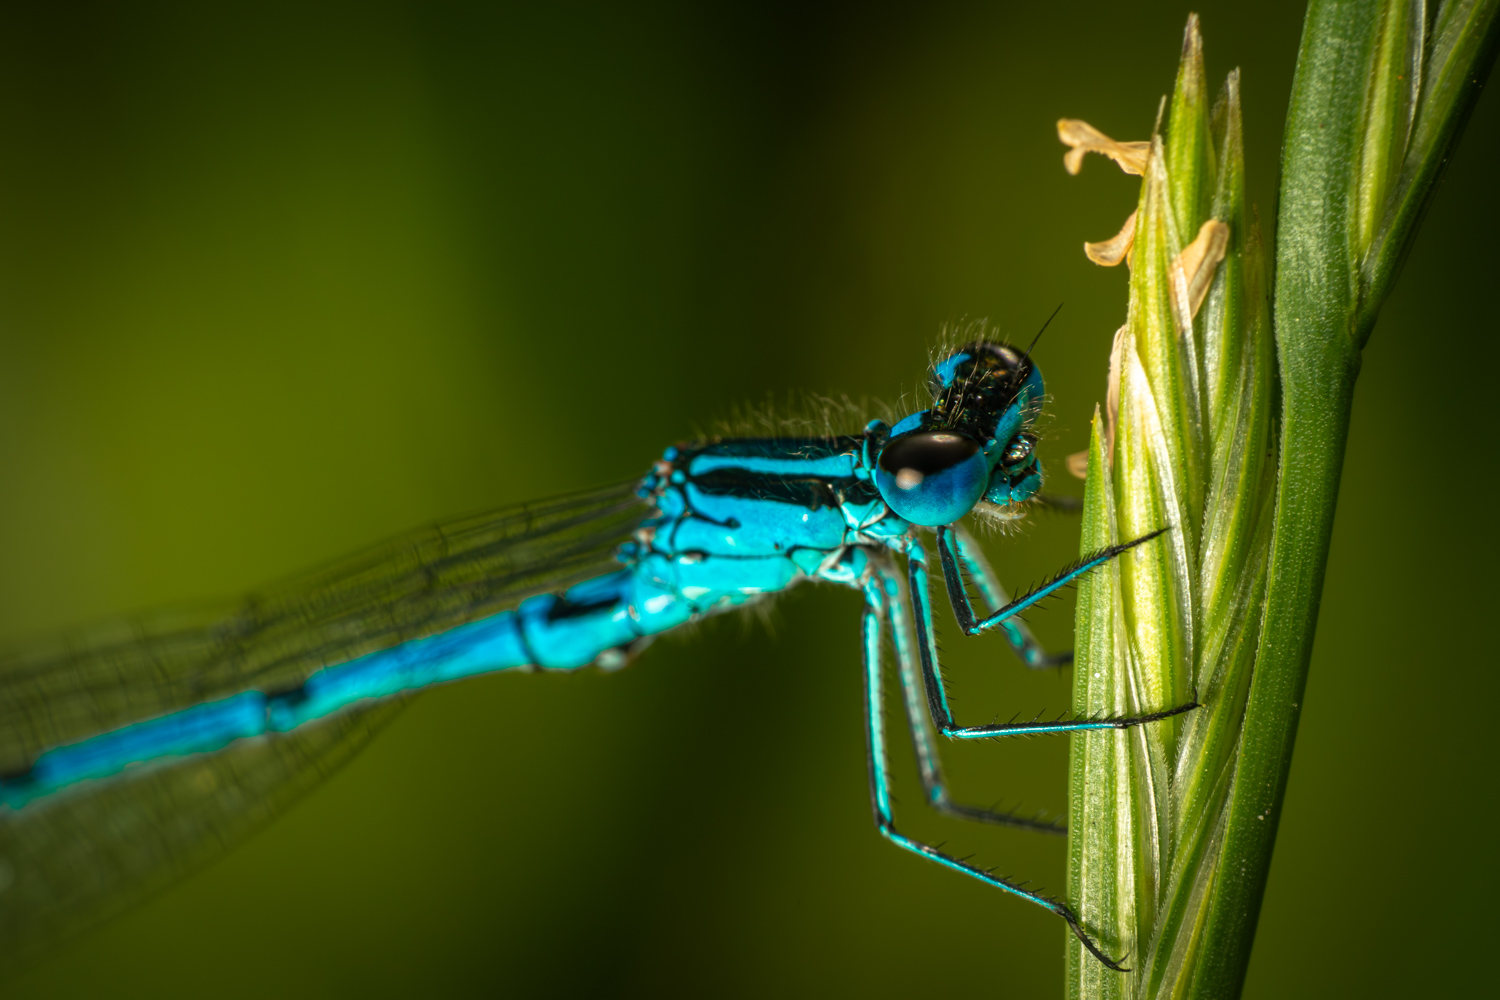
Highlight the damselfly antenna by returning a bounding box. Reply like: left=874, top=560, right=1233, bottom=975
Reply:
left=1018, top=302, right=1064, bottom=368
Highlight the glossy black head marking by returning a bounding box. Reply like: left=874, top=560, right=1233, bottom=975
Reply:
left=924, top=341, right=1043, bottom=443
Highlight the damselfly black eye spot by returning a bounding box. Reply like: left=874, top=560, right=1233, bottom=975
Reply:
left=878, top=432, right=980, bottom=479
left=874, top=431, right=988, bottom=526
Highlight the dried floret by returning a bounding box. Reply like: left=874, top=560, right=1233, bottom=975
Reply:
left=1085, top=210, right=1138, bottom=267
left=1057, top=119, right=1151, bottom=176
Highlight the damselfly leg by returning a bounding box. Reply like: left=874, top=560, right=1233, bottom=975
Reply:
left=908, top=534, right=1198, bottom=739
left=876, top=561, right=1065, bottom=835
left=859, top=565, right=1122, bottom=971
left=944, top=524, right=1072, bottom=669
left=859, top=531, right=1196, bottom=970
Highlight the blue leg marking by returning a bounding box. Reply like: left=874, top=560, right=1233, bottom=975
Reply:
left=873, top=561, right=1064, bottom=835
left=904, top=536, right=1197, bottom=740
left=943, top=525, right=1070, bottom=668
left=857, top=570, right=1126, bottom=971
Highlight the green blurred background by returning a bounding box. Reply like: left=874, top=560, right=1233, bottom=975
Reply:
left=0, top=1, right=1492, bottom=996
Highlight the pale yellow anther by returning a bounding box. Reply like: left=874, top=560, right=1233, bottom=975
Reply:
left=1168, top=219, right=1230, bottom=326
left=1066, top=450, right=1090, bottom=480
left=1085, top=209, right=1137, bottom=267
left=1057, top=119, right=1151, bottom=176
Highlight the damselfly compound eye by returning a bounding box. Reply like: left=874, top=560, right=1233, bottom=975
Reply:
left=875, top=431, right=988, bottom=526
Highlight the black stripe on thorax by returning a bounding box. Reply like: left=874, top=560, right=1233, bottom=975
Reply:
left=688, top=469, right=879, bottom=510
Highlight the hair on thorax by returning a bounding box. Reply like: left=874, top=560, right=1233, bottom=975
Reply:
left=699, top=392, right=896, bottom=442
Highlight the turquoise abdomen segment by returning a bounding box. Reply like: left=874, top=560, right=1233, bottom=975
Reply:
left=625, top=552, right=798, bottom=632
left=518, top=570, right=641, bottom=669
left=0, top=610, right=541, bottom=807
left=4, top=692, right=267, bottom=808
left=269, top=610, right=533, bottom=729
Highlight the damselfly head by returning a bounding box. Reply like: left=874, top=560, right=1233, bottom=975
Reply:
left=874, top=341, right=1045, bottom=526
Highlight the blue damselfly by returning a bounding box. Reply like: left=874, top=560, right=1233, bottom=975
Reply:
left=0, top=331, right=1193, bottom=970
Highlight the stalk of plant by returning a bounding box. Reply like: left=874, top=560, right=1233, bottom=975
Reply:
left=1059, top=6, right=1498, bottom=998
